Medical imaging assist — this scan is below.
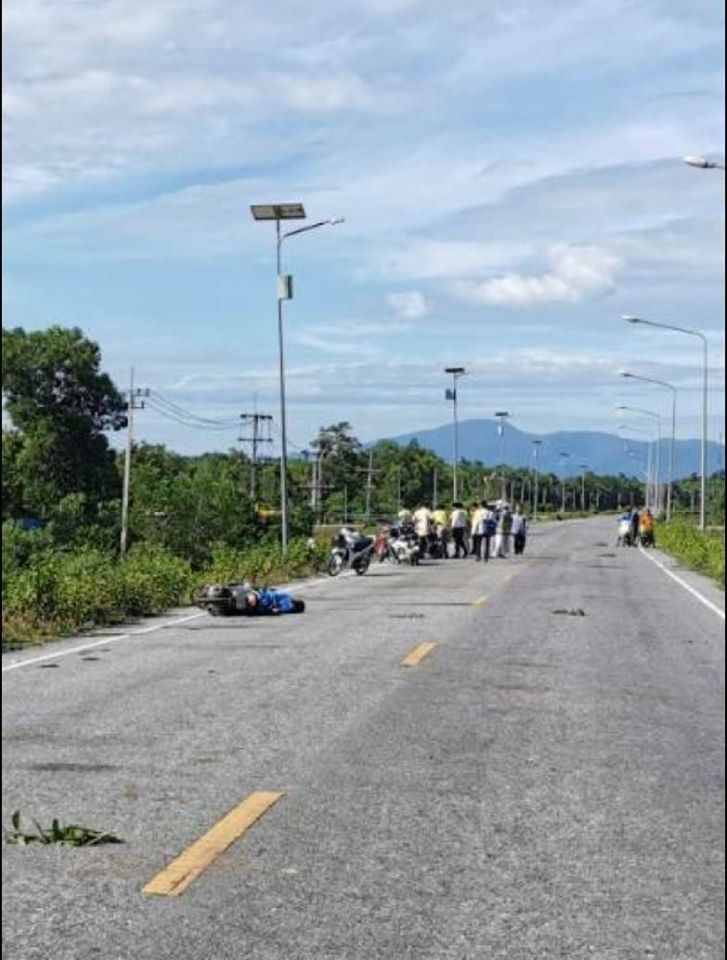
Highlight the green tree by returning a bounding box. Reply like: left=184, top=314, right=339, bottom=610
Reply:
left=311, top=422, right=364, bottom=511
left=2, top=326, right=125, bottom=517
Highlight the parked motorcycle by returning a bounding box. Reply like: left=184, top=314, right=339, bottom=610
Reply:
left=424, top=531, right=447, bottom=559
left=616, top=518, right=635, bottom=547
left=374, top=527, right=397, bottom=564
left=388, top=521, right=421, bottom=565
left=328, top=527, right=375, bottom=576
left=639, top=529, right=655, bottom=548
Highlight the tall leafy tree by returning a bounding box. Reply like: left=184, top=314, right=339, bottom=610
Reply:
left=311, top=422, right=364, bottom=506
left=2, top=326, right=126, bottom=517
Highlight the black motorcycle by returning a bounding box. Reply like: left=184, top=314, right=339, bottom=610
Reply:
left=328, top=527, right=375, bottom=576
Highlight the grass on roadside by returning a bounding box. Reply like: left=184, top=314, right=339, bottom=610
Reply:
left=656, top=521, right=725, bottom=589
left=2, top=539, right=328, bottom=651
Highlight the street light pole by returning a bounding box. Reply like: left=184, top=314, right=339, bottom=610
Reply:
left=559, top=452, right=570, bottom=513
left=445, top=367, right=466, bottom=501
left=620, top=372, right=678, bottom=521
left=618, top=404, right=662, bottom=512
left=532, top=439, right=542, bottom=521
left=625, top=444, right=650, bottom=506
left=251, top=204, right=344, bottom=553
left=622, top=315, right=710, bottom=529
left=620, top=423, right=655, bottom=508
left=579, top=464, right=588, bottom=513
left=495, top=411, right=510, bottom=501
left=274, top=219, right=290, bottom=553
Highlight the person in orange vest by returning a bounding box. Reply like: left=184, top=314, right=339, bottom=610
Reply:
left=639, top=508, right=656, bottom=547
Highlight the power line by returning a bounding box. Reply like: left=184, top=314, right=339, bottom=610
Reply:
left=145, top=399, right=240, bottom=432
left=148, top=390, right=240, bottom=427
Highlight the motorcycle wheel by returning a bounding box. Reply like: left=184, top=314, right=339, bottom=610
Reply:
left=327, top=552, right=345, bottom=577
left=353, top=555, right=370, bottom=575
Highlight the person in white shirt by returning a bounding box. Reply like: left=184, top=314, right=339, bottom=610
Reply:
left=449, top=502, right=468, bottom=558
left=494, top=502, right=512, bottom=558
left=412, top=504, right=433, bottom=556
left=512, top=508, right=528, bottom=555
left=470, top=502, right=487, bottom=561
left=482, top=506, right=497, bottom=562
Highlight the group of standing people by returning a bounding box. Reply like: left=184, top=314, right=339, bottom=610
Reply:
left=408, top=501, right=528, bottom=562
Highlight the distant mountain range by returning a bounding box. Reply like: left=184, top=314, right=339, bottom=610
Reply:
left=385, top=419, right=724, bottom=479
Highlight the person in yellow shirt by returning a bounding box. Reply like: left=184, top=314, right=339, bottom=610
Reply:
left=432, top=504, right=450, bottom=558
left=450, top=502, right=469, bottom=558
left=470, top=502, right=488, bottom=561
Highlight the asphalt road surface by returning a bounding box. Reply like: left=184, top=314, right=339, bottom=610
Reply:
left=2, top=518, right=724, bottom=960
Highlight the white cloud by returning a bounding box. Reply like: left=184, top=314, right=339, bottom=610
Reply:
left=387, top=290, right=429, bottom=319
left=380, top=240, right=533, bottom=280
left=291, top=317, right=413, bottom=355
left=452, top=245, right=623, bottom=307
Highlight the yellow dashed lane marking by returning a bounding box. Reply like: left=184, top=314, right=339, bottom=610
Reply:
left=401, top=642, right=436, bottom=667
left=473, top=595, right=489, bottom=607
left=143, top=791, right=284, bottom=897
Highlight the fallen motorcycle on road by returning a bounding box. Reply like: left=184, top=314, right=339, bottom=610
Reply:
left=194, top=582, right=306, bottom=615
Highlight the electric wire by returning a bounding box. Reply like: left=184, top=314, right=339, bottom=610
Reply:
left=145, top=398, right=239, bottom=432
left=149, top=390, right=240, bottom=426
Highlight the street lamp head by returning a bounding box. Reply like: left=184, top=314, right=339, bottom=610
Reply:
left=327, top=217, right=346, bottom=225
left=621, top=314, right=643, bottom=324
left=683, top=155, right=713, bottom=169
left=445, top=366, right=465, bottom=374
left=495, top=410, right=509, bottom=418
left=619, top=370, right=633, bottom=378
left=250, top=203, right=306, bottom=221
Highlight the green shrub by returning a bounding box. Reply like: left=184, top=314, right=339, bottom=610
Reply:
left=2, top=537, right=326, bottom=649
left=200, top=538, right=326, bottom=589
left=658, top=521, right=725, bottom=588
left=2, top=544, right=194, bottom=648
left=2, top=521, right=53, bottom=598
left=118, top=546, right=193, bottom=615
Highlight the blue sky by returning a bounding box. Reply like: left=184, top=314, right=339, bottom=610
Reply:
left=3, top=0, right=725, bottom=457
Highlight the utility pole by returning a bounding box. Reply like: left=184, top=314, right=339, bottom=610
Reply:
left=120, top=368, right=149, bottom=557
left=433, top=468, right=438, bottom=507
left=311, top=455, right=318, bottom=511
left=239, top=412, right=273, bottom=502
left=365, top=450, right=374, bottom=520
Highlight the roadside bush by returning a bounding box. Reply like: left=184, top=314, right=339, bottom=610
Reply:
left=2, top=521, right=54, bottom=599
left=200, top=538, right=327, bottom=589
left=118, top=546, right=193, bottom=615
left=2, top=538, right=326, bottom=649
left=658, top=521, right=725, bottom=588
left=2, top=544, right=194, bottom=648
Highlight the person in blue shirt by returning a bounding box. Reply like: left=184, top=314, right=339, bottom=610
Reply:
left=243, top=588, right=305, bottom=615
